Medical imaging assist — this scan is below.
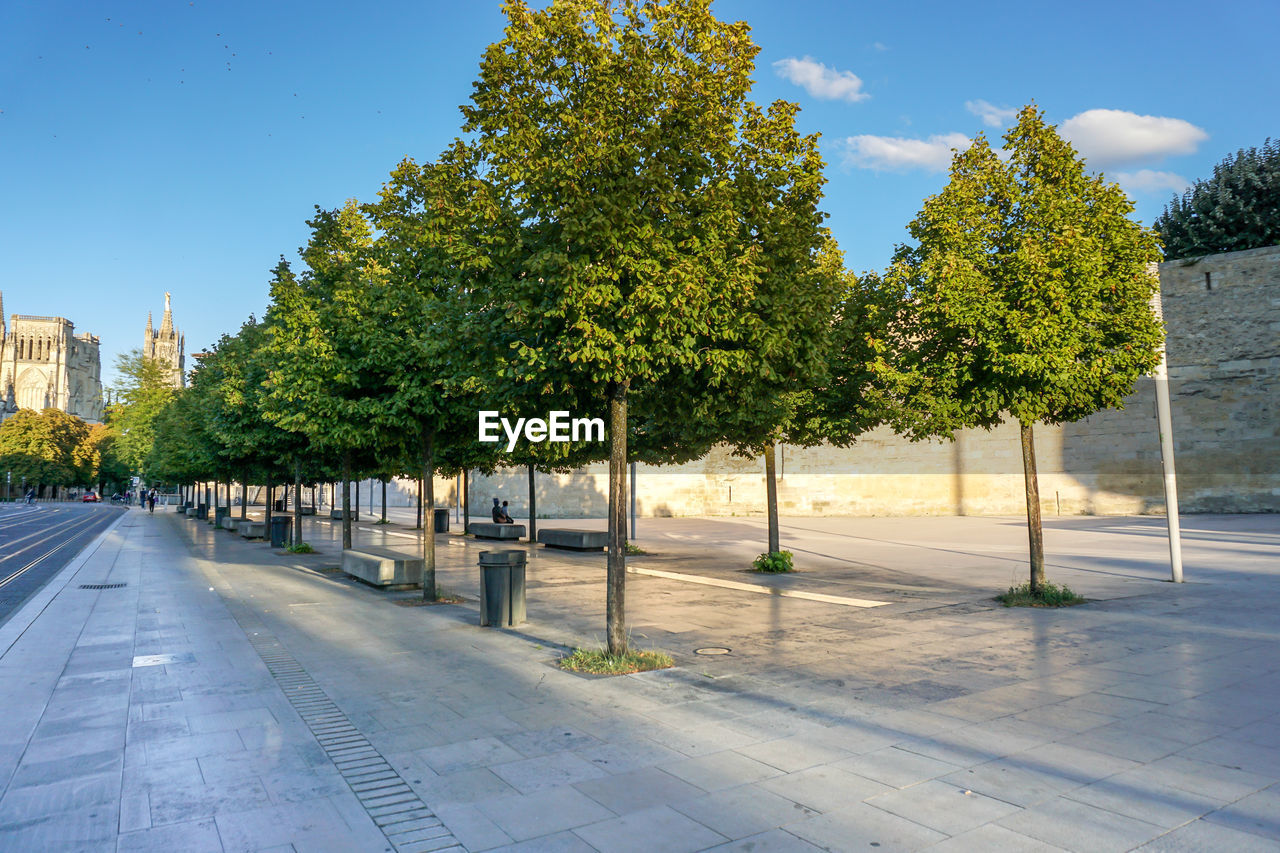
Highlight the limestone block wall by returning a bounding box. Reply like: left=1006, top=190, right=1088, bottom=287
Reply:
left=463, top=245, right=1279, bottom=519
left=362, top=245, right=1277, bottom=520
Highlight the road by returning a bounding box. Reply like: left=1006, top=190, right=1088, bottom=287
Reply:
left=0, top=502, right=125, bottom=625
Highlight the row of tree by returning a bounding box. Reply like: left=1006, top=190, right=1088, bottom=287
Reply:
left=142, top=0, right=1165, bottom=655
left=0, top=408, right=127, bottom=497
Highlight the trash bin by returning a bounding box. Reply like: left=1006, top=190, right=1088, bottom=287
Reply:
left=274, top=499, right=285, bottom=512
left=196, top=503, right=208, bottom=519
left=478, top=550, right=527, bottom=627
left=269, top=515, right=292, bottom=548
left=215, top=506, right=230, bottom=526
left=433, top=507, right=450, bottom=533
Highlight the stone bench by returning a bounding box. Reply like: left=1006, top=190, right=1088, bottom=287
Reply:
left=342, top=546, right=423, bottom=588
left=537, top=528, right=608, bottom=551
left=298, top=506, right=316, bottom=516
left=471, top=523, right=525, bottom=540
left=238, top=520, right=266, bottom=539
left=219, top=516, right=238, bottom=530
left=329, top=509, right=359, bottom=521
left=185, top=508, right=198, bottom=518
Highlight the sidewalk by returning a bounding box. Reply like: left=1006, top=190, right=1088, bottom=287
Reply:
left=0, top=507, right=1277, bottom=851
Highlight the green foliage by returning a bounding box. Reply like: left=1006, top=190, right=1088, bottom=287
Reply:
left=997, top=582, right=1085, bottom=608
left=106, top=348, right=177, bottom=474
left=1156, top=138, right=1280, bottom=260
left=559, top=647, right=674, bottom=675
left=0, top=408, right=95, bottom=487
left=752, top=550, right=794, bottom=573
left=286, top=542, right=316, bottom=554
left=884, top=105, right=1164, bottom=436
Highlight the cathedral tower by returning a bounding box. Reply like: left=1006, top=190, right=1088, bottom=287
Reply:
left=144, top=292, right=185, bottom=388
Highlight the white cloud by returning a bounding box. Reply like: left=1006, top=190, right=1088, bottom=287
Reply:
left=773, top=56, right=870, bottom=103
left=1112, top=169, right=1191, bottom=195
left=1060, top=109, right=1207, bottom=166
left=872, top=42, right=889, bottom=52
left=842, top=132, right=972, bottom=172
left=966, top=99, right=1017, bottom=128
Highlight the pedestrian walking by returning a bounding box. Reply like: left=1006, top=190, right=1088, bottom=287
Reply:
left=148, top=489, right=157, bottom=513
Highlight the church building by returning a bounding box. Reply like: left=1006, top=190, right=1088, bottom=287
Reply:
left=144, top=292, right=185, bottom=389
left=0, top=293, right=105, bottom=424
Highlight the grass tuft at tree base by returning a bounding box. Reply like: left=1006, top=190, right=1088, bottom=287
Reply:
left=559, top=648, right=674, bottom=675
left=753, top=550, right=794, bottom=573
left=286, top=542, right=315, bottom=554
left=997, top=581, right=1085, bottom=607
left=624, top=541, right=648, bottom=556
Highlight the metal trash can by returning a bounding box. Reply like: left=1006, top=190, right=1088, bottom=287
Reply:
left=477, top=550, right=527, bottom=627
left=274, top=499, right=285, bottom=512
left=215, top=506, right=230, bottom=526
left=433, top=507, right=450, bottom=533
left=269, top=515, right=292, bottom=548
left=196, top=503, right=208, bottom=519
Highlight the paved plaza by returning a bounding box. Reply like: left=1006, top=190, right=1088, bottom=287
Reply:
left=0, top=506, right=1278, bottom=851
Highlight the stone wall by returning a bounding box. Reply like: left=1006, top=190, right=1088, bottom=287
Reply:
left=414, top=245, right=1280, bottom=519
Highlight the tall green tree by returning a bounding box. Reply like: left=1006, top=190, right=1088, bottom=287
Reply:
left=885, top=105, right=1163, bottom=592
left=263, top=204, right=397, bottom=549
left=1156, top=138, right=1280, bottom=260
left=463, top=0, right=833, bottom=653
left=106, top=348, right=178, bottom=474
left=366, top=144, right=513, bottom=599
left=0, top=408, right=94, bottom=489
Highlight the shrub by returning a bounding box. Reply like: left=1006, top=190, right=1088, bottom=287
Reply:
left=752, top=550, right=794, bottom=573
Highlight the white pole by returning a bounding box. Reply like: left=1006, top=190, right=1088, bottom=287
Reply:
left=1151, top=285, right=1183, bottom=582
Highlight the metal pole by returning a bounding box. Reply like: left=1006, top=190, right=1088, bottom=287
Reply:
left=1152, top=287, right=1183, bottom=582
left=629, top=461, right=636, bottom=541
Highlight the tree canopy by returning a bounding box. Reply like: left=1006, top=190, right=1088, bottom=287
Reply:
left=1156, top=138, right=1280, bottom=260
left=884, top=105, right=1163, bottom=590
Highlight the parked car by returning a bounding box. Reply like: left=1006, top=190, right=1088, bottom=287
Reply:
left=82, top=492, right=100, bottom=502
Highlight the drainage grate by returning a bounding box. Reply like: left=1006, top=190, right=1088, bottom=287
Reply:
left=79, top=582, right=127, bottom=590
left=241, top=629, right=463, bottom=853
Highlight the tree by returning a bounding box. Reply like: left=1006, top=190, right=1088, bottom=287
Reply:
left=0, top=408, right=94, bottom=490
left=106, top=348, right=177, bottom=474
left=463, top=0, right=833, bottom=653
left=885, top=105, right=1163, bottom=593
left=263, top=205, right=399, bottom=549
left=1156, top=138, right=1280, bottom=260
left=366, top=144, right=513, bottom=599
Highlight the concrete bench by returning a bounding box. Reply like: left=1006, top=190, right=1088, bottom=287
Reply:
left=298, top=506, right=316, bottom=516
left=185, top=508, right=198, bottom=518
left=471, top=523, right=525, bottom=540
left=537, top=528, right=608, bottom=551
left=342, top=546, right=423, bottom=588
left=238, top=520, right=266, bottom=539
left=219, top=516, right=238, bottom=530
left=329, top=509, right=359, bottom=521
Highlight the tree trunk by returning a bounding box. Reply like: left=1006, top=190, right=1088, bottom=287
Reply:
left=764, top=443, right=780, bottom=555
left=381, top=478, right=387, bottom=523
left=355, top=477, right=360, bottom=517
left=527, top=463, right=537, bottom=543
left=342, top=455, right=352, bottom=549
left=240, top=470, right=248, bottom=519
left=416, top=477, right=422, bottom=529
left=264, top=478, right=272, bottom=530
left=462, top=469, right=470, bottom=534
left=607, top=379, right=629, bottom=656
left=421, top=435, right=437, bottom=601
left=293, top=458, right=303, bottom=546
left=225, top=480, right=231, bottom=516
left=1020, top=420, right=1045, bottom=592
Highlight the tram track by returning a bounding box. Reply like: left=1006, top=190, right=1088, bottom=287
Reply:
left=0, top=508, right=123, bottom=615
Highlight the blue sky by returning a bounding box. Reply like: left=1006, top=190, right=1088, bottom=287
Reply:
left=2, top=0, right=1276, bottom=387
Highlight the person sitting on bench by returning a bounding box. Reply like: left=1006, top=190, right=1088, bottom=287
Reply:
left=491, top=497, right=514, bottom=524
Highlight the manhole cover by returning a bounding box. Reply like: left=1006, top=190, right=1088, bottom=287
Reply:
left=694, top=647, right=731, bottom=656
left=79, top=583, right=127, bottom=590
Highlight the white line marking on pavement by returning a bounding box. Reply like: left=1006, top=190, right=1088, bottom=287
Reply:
left=626, top=566, right=889, bottom=608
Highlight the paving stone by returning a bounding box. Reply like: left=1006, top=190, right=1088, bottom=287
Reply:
left=865, top=779, right=1021, bottom=835
left=997, top=796, right=1165, bottom=852
left=491, top=750, right=610, bottom=794
left=571, top=804, right=727, bottom=853
left=1134, top=817, right=1280, bottom=852
left=116, top=817, right=222, bottom=852
left=1201, top=785, right=1280, bottom=842
left=833, top=746, right=960, bottom=789
left=670, top=784, right=818, bottom=840
left=757, top=764, right=892, bottom=813
left=472, top=785, right=616, bottom=841
left=700, top=828, right=826, bottom=852
left=661, top=750, right=784, bottom=792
